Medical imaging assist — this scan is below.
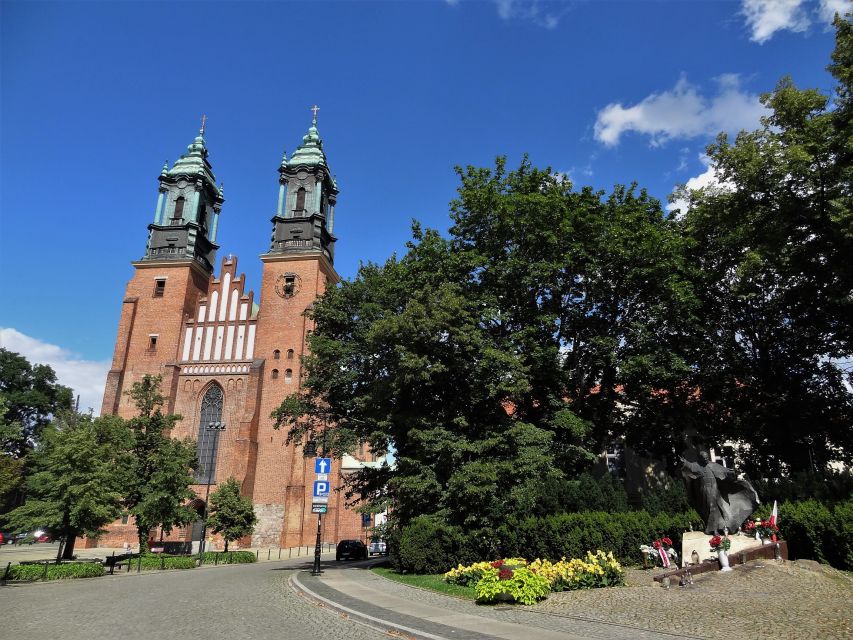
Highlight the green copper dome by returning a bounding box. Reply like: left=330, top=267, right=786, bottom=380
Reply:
left=168, top=127, right=217, bottom=185
left=286, top=121, right=328, bottom=168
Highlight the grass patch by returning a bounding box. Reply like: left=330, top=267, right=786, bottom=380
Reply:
left=371, top=565, right=476, bottom=600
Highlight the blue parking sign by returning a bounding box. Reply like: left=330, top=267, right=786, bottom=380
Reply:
left=313, top=480, right=330, bottom=497
left=314, top=458, right=331, bottom=474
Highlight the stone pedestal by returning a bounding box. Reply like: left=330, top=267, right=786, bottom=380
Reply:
left=681, top=531, right=761, bottom=566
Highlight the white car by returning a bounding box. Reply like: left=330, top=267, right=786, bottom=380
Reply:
left=368, top=541, right=386, bottom=556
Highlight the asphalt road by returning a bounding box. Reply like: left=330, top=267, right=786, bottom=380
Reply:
left=0, top=558, right=387, bottom=640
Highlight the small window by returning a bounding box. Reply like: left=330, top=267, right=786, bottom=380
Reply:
left=153, top=279, right=166, bottom=297
left=273, top=349, right=281, bottom=360
left=173, top=196, right=185, bottom=219
left=284, top=276, right=296, bottom=297
left=271, top=369, right=279, bottom=379
left=285, top=369, right=293, bottom=383
left=286, top=349, right=294, bottom=360
left=295, top=188, right=306, bottom=212
left=121, top=513, right=129, bottom=525
left=148, top=335, right=158, bottom=351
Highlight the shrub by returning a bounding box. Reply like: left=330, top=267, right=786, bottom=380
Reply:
left=529, top=551, right=625, bottom=591
left=474, top=566, right=550, bottom=605
left=199, top=550, right=257, bottom=565
left=134, top=553, right=196, bottom=570
left=8, top=562, right=104, bottom=581
left=395, top=516, right=473, bottom=574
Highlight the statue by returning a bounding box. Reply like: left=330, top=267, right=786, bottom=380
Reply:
left=680, top=451, right=759, bottom=535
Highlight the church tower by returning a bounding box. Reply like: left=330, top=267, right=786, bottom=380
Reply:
left=250, top=109, right=344, bottom=547
left=102, top=121, right=223, bottom=417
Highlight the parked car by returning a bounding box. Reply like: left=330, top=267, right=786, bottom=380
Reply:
left=368, top=541, right=386, bottom=556
left=335, top=539, right=368, bottom=561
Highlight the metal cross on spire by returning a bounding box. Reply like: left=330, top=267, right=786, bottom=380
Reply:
left=310, top=104, right=320, bottom=125
left=200, top=114, right=207, bottom=134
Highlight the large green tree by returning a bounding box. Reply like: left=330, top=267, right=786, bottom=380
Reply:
left=207, top=477, right=257, bottom=551
left=123, top=376, right=198, bottom=551
left=0, top=348, right=73, bottom=457
left=2, top=414, right=130, bottom=559
left=677, top=16, right=853, bottom=473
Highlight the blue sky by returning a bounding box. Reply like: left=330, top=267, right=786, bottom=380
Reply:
left=0, top=0, right=847, bottom=412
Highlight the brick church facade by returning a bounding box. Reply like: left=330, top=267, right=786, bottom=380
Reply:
left=90, top=114, right=375, bottom=550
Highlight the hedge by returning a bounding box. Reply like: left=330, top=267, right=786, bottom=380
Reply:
left=134, top=553, right=197, bottom=570
left=199, top=550, right=257, bottom=565
left=7, top=562, right=105, bottom=581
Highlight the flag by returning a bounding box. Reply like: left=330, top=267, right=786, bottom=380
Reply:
left=770, top=500, right=778, bottom=526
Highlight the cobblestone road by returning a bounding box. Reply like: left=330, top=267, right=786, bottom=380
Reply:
left=534, top=560, right=853, bottom=640
left=0, top=559, right=387, bottom=640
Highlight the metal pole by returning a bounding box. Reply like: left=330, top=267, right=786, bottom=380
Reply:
left=311, top=513, right=323, bottom=576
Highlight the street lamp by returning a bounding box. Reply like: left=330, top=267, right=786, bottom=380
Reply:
left=198, top=420, right=225, bottom=559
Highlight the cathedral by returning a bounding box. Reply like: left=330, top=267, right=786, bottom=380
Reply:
left=91, top=112, right=376, bottom=550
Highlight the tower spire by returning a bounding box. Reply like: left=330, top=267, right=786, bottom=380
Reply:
left=200, top=113, right=207, bottom=135
left=310, top=104, right=319, bottom=126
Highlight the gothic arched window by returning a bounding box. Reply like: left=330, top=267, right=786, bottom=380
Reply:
left=273, top=349, right=281, bottom=360
left=286, top=349, right=294, bottom=360
left=285, top=369, right=293, bottom=383
left=295, top=188, right=306, bottom=213
left=272, top=369, right=279, bottom=379
left=195, top=385, right=224, bottom=484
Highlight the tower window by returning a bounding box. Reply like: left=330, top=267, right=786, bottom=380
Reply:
left=148, top=335, right=158, bottom=351
left=295, top=188, right=306, bottom=213
left=284, top=276, right=295, bottom=297
left=153, top=279, right=166, bottom=297
left=273, top=349, right=281, bottom=360
left=286, top=349, right=294, bottom=360
left=271, top=369, right=279, bottom=379
left=173, top=196, right=185, bottom=219
left=285, top=369, right=293, bottom=383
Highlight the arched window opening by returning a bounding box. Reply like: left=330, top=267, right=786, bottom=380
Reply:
left=285, top=369, right=293, bottom=383
left=173, top=196, right=185, bottom=219
left=273, top=349, right=281, bottom=360
left=295, top=187, right=306, bottom=213
left=286, top=349, right=294, bottom=360
left=195, top=385, right=224, bottom=484
left=272, top=369, right=279, bottom=379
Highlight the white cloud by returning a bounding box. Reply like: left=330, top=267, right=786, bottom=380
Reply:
left=818, top=0, right=851, bottom=23
left=594, top=74, right=767, bottom=147
left=493, top=0, right=565, bottom=29
left=667, top=155, right=735, bottom=216
left=741, top=0, right=810, bottom=43
left=0, top=328, right=109, bottom=415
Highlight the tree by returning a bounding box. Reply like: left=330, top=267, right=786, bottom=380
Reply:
left=1, top=414, right=130, bottom=559
left=123, top=376, right=198, bottom=551
left=207, top=477, right=257, bottom=551
left=0, top=348, right=73, bottom=456
left=676, top=16, right=853, bottom=473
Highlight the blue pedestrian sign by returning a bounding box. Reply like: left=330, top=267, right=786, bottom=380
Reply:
left=314, top=458, right=331, bottom=474
left=313, top=480, right=330, bottom=498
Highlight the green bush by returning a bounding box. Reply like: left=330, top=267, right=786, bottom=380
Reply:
left=8, top=562, right=105, bottom=581
left=199, top=550, right=257, bottom=565
left=474, top=566, right=550, bottom=605
left=134, top=553, right=196, bottom=570
left=395, top=516, right=473, bottom=574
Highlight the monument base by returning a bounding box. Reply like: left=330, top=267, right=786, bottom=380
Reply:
left=680, top=531, right=761, bottom=566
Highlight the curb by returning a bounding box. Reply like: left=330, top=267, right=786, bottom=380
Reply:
left=290, top=569, right=451, bottom=640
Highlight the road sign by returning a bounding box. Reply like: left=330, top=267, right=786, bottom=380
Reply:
left=311, top=504, right=327, bottom=514
left=361, top=513, right=372, bottom=526
left=312, top=496, right=329, bottom=503
left=314, top=458, right=331, bottom=474
left=315, top=473, right=329, bottom=482
left=313, top=480, right=330, bottom=497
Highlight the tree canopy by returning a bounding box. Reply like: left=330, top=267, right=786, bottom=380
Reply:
left=207, top=477, right=257, bottom=552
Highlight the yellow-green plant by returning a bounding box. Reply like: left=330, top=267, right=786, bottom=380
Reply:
left=474, top=566, right=550, bottom=605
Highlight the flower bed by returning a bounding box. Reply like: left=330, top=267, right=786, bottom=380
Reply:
left=445, top=550, right=624, bottom=605
left=7, top=562, right=105, bottom=581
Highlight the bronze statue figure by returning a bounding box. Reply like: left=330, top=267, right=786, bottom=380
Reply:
left=680, top=451, right=759, bottom=535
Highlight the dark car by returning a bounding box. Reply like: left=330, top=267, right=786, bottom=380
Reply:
left=336, top=539, right=368, bottom=561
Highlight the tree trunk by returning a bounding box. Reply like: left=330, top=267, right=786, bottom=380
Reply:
left=62, top=533, right=77, bottom=560
left=138, top=528, right=150, bottom=553
left=224, top=540, right=229, bottom=552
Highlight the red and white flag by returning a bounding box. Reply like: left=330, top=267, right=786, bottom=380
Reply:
left=770, top=500, right=778, bottom=526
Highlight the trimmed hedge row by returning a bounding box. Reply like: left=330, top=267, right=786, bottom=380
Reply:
left=135, top=554, right=196, bottom=570
left=394, top=498, right=853, bottom=574
left=8, top=562, right=105, bottom=581
left=199, top=550, right=257, bottom=565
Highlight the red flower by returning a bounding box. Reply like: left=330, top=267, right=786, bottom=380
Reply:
left=498, top=568, right=514, bottom=580
left=745, top=521, right=756, bottom=530
left=709, top=535, right=722, bottom=548
left=491, top=560, right=505, bottom=569
left=653, top=540, right=662, bottom=549
left=662, top=537, right=672, bottom=546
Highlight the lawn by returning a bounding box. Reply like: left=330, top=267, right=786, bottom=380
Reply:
left=371, top=565, right=476, bottom=599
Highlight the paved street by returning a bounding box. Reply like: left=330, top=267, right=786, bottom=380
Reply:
left=0, top=558, right=387, bottom=640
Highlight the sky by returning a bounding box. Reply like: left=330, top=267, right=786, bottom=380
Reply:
left=0, top=0, right=848, bottom=413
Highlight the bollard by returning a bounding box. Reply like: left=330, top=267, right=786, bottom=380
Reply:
left=256, top=549, right=259, bottom=560
left=160, top=555, right=165, bottom=570
left=278, top=548, right=281, bottom=560
left=215, top=552, right=219, bottom=566
left=42, top=561, right=49, bottom=581
left=297, top=546, right=301, bottom=557
left=289, top=547, right=292, bottom=558
left=137, top=554, right=142, bottom=573
left=268, top=548, right=270, bottom=560
left=1, top=561, right=11, bottom=586
left=109, top=551, right=116, bottom=576
left=229, top=551, right=233, bottom=564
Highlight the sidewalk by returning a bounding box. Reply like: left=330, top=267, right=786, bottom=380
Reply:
left=292, top=562, right=690, bottom=640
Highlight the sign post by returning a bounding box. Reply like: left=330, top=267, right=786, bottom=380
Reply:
left=311, top=459, right=331, bottom=576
